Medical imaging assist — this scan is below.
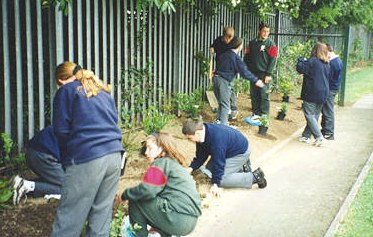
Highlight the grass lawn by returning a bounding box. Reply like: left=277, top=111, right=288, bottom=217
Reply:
left=334, top=64, right=373, bottom=237
left=334, top=165, right=373, bottom=237
left=343, top=64, right=373, bottom=104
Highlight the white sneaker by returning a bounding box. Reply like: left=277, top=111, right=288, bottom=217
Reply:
left=13, top=175, right=28, bottom=205
left=314, top=137, right=324, bottom=147
left=251, top=114, right=261, bottom=121
left=298, top=137, right=311, bottom=144
left=44, top=194, right=61, bottom=200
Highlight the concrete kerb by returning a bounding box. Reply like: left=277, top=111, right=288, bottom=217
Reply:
left=253, top=126, right=304, bottom=167
left=323, top=149, right=373, bottom=237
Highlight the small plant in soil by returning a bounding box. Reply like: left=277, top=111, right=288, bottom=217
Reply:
left=258, top=114, right=270, bottom=136
left=276, top=102, right=289, bottom=120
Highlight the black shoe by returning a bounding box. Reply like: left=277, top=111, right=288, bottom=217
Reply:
left=324, top=134, right=334, bottom=140
left=243, top=164, right=251, bottom=173
left=253, top=168, right=267, bottom=189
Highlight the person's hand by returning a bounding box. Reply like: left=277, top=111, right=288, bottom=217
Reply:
left=264, top=76, right=272, bottom=83
left=186, top=167, right=193, bottom=174
left=113, top=193, right=124, bottom=209
left=210, top=184, right=222, bottom=198
left=255, top=79, right=265, bottom=88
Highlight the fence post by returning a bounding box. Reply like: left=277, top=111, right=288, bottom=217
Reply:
left=339, top=25, right=351, bottom=106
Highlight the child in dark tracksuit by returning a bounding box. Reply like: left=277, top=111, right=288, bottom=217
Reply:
left=119, top=133, right=201, bottom=237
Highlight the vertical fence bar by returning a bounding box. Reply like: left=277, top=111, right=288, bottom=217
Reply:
left=147, top=6, right=153, bottom=106
left=55, top=6, right=64, bottom=64
left=48, top=2, right=56, bottom=122
left=77, top=0, right=83, bottom=66
left=123, top=0, right=129, bottom=112
left=109, top=0, right=114, bottom=97
left=173, top=6, right=180, bottom=95
left=136, top=7, right=140, bottom=70
left=196, top=8, right=201, bottom=89
left=116, top=0, right=122, bottom=123
left=94, top=0, right=100, bottom=76
left=14, top=0, right=23, bottom=150
left=102, top=0, right=108, bottom=84
left=163, top=14, right=168, bottom=100
left=169, top=13, right=173, bottom=95
left=86, top=0, right=92, bottom=69
left=26, top=0, right=34, bottom=138
left=129, top=0, right=135, bottom=112
left=2, top=0, right=11, bottom=136
left=36, top=0, right=45, bottom=129
left=142, top=8, right=147, bottom=111
left=153, top=7, right=158, bottom=103
left=190, top=8, right=195, bottom=91
left=185, top=10, right=190, bottom=93
left=158, top=12, right=163, bottom=103
left=179, top=8, right=185, bottom=93
left=68, top=2, right=74, bottom=61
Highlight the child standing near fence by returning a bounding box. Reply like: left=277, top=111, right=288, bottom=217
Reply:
left=50, top=61, right=124, bottom=236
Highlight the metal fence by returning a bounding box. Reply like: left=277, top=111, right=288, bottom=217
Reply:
left=0, top=1, right=355, bottom=151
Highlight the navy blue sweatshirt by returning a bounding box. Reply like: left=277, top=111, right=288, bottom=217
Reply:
left=190, top=123, right=249, bottom=186
left=28, top=126, right=60, bottom=161
left=329, top=56, right=343, bottom=91
left=296, top=57, right=330, bottom=103
left=215, top=50, right=258, bottom=83
left=53, top=80, right=124, bottom=166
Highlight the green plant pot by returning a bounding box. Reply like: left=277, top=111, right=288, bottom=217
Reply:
left=276, top=112, right=286, bottom=120
left=258, top=126, right=268, bottom=136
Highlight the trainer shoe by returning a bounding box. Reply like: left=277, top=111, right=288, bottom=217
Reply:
left=229, top=110, right=238, bottom=120
left=251, top=114, right=260, bottom=121
left=324, top=134, right=334, bottom=140
left=314, top=137, right=325, bottom=147
left=13, top=175, right=28, bottom=205
left=298, top=137, right=311, bottom=144
left=252, top=168, right=267, bottom=189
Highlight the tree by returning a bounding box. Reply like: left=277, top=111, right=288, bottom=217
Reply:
left=296, top=0, right=373, bottom=30
left=47, top=0, right=372, bottom=30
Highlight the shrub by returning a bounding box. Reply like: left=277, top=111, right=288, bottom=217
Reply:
left=259, top=114, right=270, bottom=127
left=141, top=106, right=175, bottom=135
left=0, top=179, right=13, bottom=209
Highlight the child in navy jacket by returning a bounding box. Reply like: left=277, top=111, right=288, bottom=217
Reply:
left=296, top=42, right=331, bottom=146
left=51, top=62, right=124, bottom=237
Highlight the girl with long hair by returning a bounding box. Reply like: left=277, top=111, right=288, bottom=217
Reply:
left=118, top=133, right=201, bottom=237
left=51, top=61, right=124, bottom=236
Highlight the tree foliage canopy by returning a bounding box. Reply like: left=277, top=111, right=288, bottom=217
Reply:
left=49, top=0, right=372, bottom=30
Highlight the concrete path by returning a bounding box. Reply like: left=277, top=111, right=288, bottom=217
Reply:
left=191, top=94, right=373, bottom=237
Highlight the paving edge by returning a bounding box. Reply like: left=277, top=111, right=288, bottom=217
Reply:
left=254, top=127, right=304, bottom=167
left=323, top=149, right=373, bottom=237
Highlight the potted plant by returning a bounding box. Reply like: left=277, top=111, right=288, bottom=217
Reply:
left=276, top=102, right=289, bottom=120
left=258, top=114, right=270, bottom=136
left=278, top=75, right=294, bottom=102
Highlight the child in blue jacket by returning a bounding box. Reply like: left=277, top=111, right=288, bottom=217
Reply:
left=296, top=42, right=331, bottom=146
left=51, top=61, right=124, bottom=236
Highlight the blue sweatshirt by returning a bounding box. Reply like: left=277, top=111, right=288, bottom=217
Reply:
left=28, top=126, right=60, bottom=161
left=190, top=123, right=249, bottom=186
left=296, top=57, right=330, bottom=103
left=329, top=56, right=343, bottom=91
left=215, top=50, right=258, bottom=83
left=53, top=80, right=124, bottom=166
